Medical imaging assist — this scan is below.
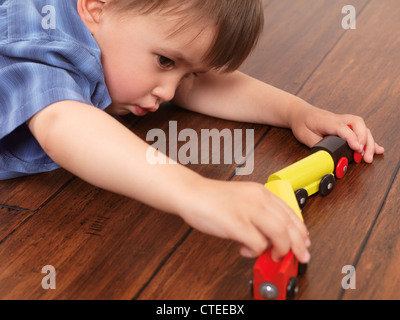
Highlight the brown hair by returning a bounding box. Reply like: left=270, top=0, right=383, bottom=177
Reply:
left=104, top=0, right=264, bottom=72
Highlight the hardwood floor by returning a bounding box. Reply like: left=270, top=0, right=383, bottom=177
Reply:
left=1, top=0, right=399, bottom=300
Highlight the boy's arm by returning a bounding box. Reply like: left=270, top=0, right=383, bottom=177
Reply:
left=27, top=100, right=311, bottom=263
left=174, top=70, right=384, bottom=162
left=174, top=70, right=298, bottom=128
left=27, top=101, right=196, bottom=214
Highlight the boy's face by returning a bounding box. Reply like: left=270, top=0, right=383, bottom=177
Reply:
left=90, top=9, right=214, bottom=116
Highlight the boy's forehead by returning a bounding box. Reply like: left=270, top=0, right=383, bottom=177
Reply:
left=104, top=7, right=215, bottom=70
left=151, top=14, right=215, bottom=68
left=104, top=0, right=264, bottom=72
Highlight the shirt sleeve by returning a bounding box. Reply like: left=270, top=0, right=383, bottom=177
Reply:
left=0, top=39, right=112, bottom=179
left=0, top=39, right=111, bottom=140
left=0, top=0, right=112, bottom=179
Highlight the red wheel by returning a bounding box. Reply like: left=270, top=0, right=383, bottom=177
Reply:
left=336, top=157, right=349, bottom=179
left=354, top=147, right=365, bottom=164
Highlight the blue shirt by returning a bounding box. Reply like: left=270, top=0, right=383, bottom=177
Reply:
left=0, top=0, right=112, bottom=179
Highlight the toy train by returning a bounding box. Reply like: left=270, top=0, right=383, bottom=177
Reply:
left=252, top=134, right=365, bottom=300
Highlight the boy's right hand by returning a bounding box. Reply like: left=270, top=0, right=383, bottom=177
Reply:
left=178, top=177, right=311, bottom=264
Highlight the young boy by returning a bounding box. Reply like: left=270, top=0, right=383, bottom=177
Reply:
left=0, top=0, right=384, bottom=264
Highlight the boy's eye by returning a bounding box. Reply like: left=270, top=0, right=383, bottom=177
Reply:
left=158, top=55, right=175, bottom=69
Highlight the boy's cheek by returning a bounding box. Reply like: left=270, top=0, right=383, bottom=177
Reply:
left=105, top=72, right=149, bottom=102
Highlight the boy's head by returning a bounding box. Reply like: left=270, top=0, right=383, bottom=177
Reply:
left=102, top=0, right=264, bottom=72
left=78, top=0, right=264, bottom=116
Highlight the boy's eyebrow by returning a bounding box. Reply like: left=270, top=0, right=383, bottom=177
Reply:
left=165, top=49, right=188, bottom=63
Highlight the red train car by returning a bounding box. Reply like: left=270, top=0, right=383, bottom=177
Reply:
left=253, top=135, right=364, bottom=300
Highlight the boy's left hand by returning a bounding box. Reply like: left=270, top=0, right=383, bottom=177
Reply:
left=289, top=104, right=384, bottom=163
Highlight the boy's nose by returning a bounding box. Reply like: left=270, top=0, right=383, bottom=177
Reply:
left=152, top=83, right=178, bottom=103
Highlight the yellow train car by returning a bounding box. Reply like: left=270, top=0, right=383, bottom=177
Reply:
left=268, top=136, right=364, bottom=208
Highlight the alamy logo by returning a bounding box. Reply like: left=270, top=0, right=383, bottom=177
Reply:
left=41, top=5, right=56, bottom=30
left=41, top=265, right=56, bottom=290
left=146, top=121, right=255, bottom=176
left=342, top=5, right=356, bottom=30
left=341, top=265, right=356, bottom=290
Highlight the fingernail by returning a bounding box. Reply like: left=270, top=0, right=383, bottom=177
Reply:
left=303, top=250, right=311, bottom=263
left=240, top=247, right=255, bottom=259
left=271, top=252, right=283, bottom=263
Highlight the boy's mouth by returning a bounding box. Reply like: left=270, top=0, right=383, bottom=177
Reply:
left=133, top=106, right=149, bottom=116
left=132, top=105, right=158, bottom=116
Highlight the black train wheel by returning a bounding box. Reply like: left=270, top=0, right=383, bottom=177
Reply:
left=286, top=277, right=299, bottom=300
left=319, top=174, right=335, bottom=196
left=295, top=189, right=308, bottom=209
left=298, top=262, right=308, bottom=276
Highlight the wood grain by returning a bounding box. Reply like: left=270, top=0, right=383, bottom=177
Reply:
left=0, top=170, right=74, bottom=211
left=0, top=179, right=190, bottom=299
left=342, top=164, right=400, bottom=300
left=293, top=0, right=400, bottom=299
left=0, top=0, right=399, bottom=300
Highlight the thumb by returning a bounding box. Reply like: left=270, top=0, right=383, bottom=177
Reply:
left=240, top=246, right=257, bottom=258
left=296, top=129, right=323, bottom=148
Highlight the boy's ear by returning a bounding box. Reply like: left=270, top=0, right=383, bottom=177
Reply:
left=77, top=0, right=108, bottom=34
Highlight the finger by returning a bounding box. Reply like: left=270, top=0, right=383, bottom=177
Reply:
left=272, top=205, right=311, bottom=264
left=268, top=193, right=309, bottom=242
left=301, top=130, right=324, bottom=149
left=375, top=143, right=385, bottom=155
left=234, top=222, right=270, bottom=259
left=286, top=221, right=311, bottom=263
left=281, top=201, right=308, bottom=239
left=261, top=192, right=310, bottom=262
left=363, top=129, right=375, bottom=163
left=336, top=122, right=363, bottom=152
left=240, top=244, right=268, bottom=259
left=237, top=192, right=311, bottom=262
left=346, top=116, right=368, bottom=152
left=265, top=196, right=311, bottom=263
left=255, top=203, right=310, bottom=262
left=251, top=208, right=292, bottom=261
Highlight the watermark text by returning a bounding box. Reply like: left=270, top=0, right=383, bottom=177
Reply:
left=146, top=121, right=254, bottom=176
left=41, top=265, right=56, bottom=290
left=342, top=5, right=356, bottom=30
left=341, top=265, right=356, bottom=290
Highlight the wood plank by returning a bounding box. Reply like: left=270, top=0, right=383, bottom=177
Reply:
left=0, top=170, right=76, bottom=249
left=341, top=164, right=400, bottom=299
left=0, top=178, right=190, bottom=299
left=240, top=0, right=369, bottom=91
left=288, top=0, right=400, bottom=299
left=0, top=170, right=74, bottom=211
left=138, top=230, right=254, bottom=300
